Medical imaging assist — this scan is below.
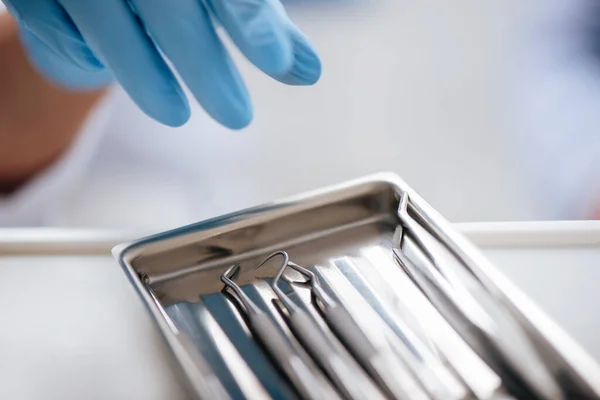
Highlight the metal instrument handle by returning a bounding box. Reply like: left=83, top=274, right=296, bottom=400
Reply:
left=322, top=305, right=379, bottom=358
left=248, top=312, right=339, bottom=400
left=322, top=305, right=426, bottom=400
left=287, top=310, right=386, bottom=400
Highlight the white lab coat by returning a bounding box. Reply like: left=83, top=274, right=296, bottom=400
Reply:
left=0, top=86, right=266, bottom=231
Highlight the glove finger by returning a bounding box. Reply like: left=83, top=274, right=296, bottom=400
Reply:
left=274, top=27, right=321, bottom=86
left=5, top=0, right=102, bottom=71
left=59, top=0, right=190, bottom=127
left=205, top=0, right=294, bottom=77
left=130, top=0, right=252, bottom=129
left=265, top=1, right=321, bottom=86
left=19, top=27, right=112, bottom=90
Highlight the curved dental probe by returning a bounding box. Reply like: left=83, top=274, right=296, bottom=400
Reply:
left=220, top=264, right=261, bottom=315
left=285, top=261, right=337, bottom=311
left=254, top=251, right=296, bottom=314
left=255, top=253, right=389, bottom=400
left=220, top=263, right=340, bottom=400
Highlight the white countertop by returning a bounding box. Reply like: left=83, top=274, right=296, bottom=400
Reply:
left=0, top=221, right=598, bottom=399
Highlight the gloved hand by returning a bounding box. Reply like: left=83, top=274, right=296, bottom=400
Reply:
left=2, top=0, right=321, bottom=129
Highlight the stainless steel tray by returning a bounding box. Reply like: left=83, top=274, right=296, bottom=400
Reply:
left=113, top=173, right=600, bottom=400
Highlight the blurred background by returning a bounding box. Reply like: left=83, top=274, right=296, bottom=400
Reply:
left=188, top=0, right=537, bottom=223
left=4, top=0, right=597, bottom=228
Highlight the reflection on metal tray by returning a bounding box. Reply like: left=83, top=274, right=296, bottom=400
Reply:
left=113, top=173, right=600, bottom=400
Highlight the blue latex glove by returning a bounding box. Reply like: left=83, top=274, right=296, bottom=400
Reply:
left=2, top=0, right=321, bottom=129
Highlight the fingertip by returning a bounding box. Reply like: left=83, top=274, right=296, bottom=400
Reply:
left=276, top=32, right=322, bottom=85
left=117, top=61, right=191, bottom=127
left=294, top=46, right=322, bottom=85
left=220, top=102, right=254, bottom=130
left=214, top=0, right=295, bottom=77
left=160, top=102, right=192, bottom=127
left=250, top=27, right=295, bottom=76
left=145, top=91, right=191, bottom=127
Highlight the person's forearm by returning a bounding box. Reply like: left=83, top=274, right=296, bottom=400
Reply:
left=0, top=14, right=106, bottom=194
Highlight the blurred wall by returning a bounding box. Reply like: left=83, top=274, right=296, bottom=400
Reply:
left=202, top=0, right=537, bottom=223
